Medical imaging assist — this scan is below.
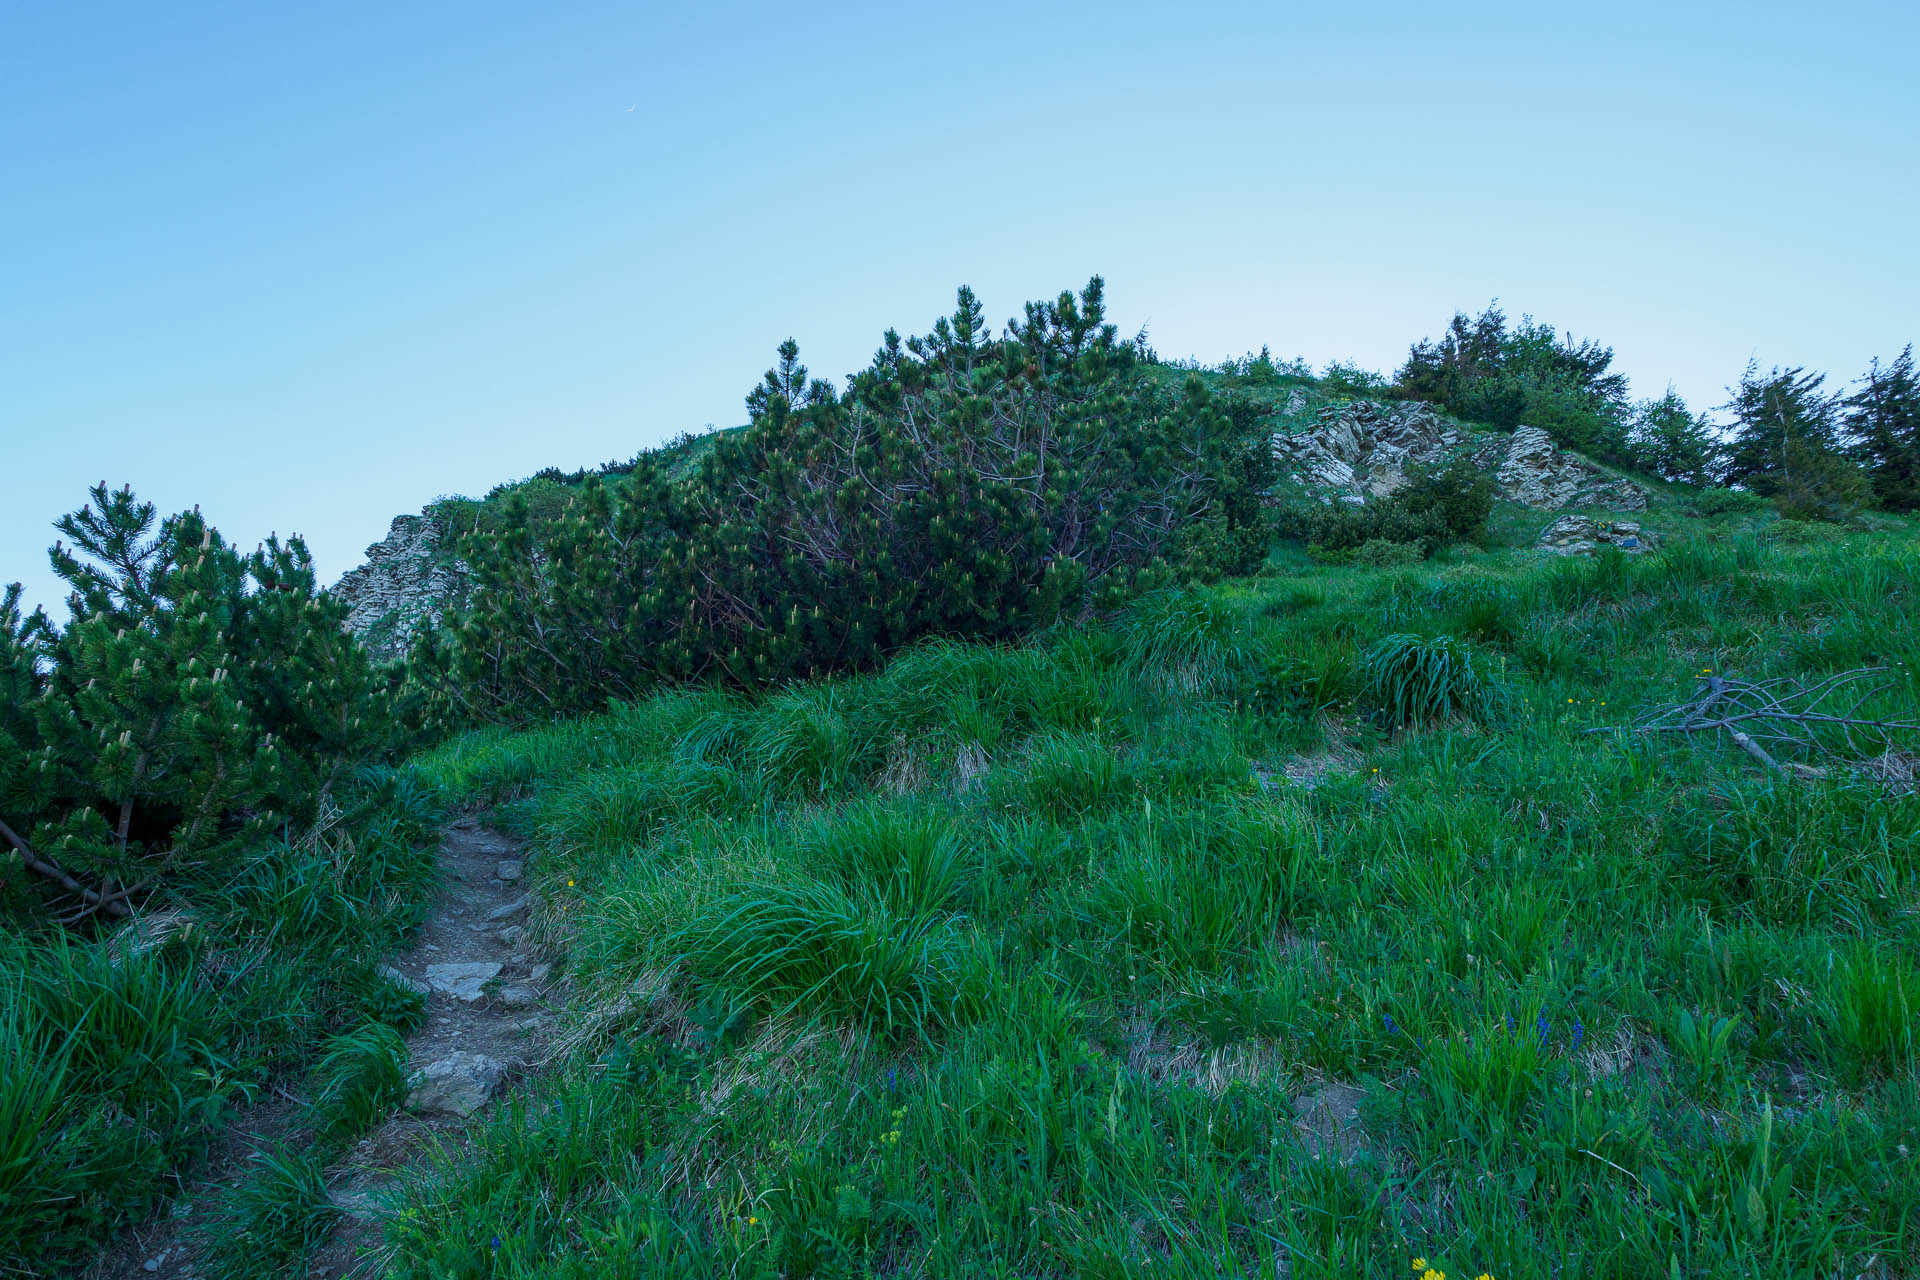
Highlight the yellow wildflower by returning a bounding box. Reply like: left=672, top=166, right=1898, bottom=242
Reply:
left=1411, top=1262, right=1427, bottom=1273
left=748, top=1216, right=759, bottom=1225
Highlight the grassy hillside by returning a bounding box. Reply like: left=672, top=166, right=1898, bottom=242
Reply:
left=392, top=517, right=1920, bottom=1278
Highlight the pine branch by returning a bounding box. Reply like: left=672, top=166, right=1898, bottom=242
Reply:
left=0, top=815, right=134, bottom=918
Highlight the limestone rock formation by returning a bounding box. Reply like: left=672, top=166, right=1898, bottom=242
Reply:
left=1272, top=401, right=1649, bottom=512
left=1497, top=426, right=1648, bottom=511
left=1537, top=514, right=1657, bottom=555
left=1271, top=401, right=1471, bottom=500
left=330, top=513, right=464, bottom=662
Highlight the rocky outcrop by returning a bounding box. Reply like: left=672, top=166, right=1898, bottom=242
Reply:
left=1498, top=426, right=1647, bottom=511
left=330, top=513, right=465, bottom=662
left=1537, top=514, right=1657, bottom=555
left=1272, top=402, right=1648, bottom=512
left=1272, top=401, right=1473, bottom=501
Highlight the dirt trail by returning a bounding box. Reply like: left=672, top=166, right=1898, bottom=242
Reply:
left=87, top=819, right=554, bottom=1280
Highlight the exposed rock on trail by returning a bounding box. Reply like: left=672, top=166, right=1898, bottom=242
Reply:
left=85, top=819, right=556, bottom=1280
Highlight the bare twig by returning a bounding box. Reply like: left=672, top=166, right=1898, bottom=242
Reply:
left=1588, top=667, right=1917, bottom=779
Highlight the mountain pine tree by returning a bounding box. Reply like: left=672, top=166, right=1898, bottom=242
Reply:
left=424, top=279, right=1274, bottom=721
left=1, top=485, right=402, bottom=920
left=1846, top=346, right=1920, bottom=512
left=1721, top=364, right=1868, bottom=521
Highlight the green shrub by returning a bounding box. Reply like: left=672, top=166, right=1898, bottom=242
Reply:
left=1248, top=642, right=1355, bottom=718
left=0, top=936, right=229, bottom=1272
left=1428, top=573, right=1521, bottom=642
left=1352, top=538, right=1425, bottom=568
left=1, top=486, right=407, bottom=923
left=1120, top=590, right=1251, bottom=692
left=1821, top=944, right=1916, bottom=1085
left=668, top=876, right=989, bottom=1038
left=421, top=279, right=1274, bottom=721
left=1688, top=486, right=1769, bottom=517
left=1394, top=456, right=1497, bottom=541
left=801, top=800, right=969, bottom=917
left=1278, top=459, right=1493, bottom=559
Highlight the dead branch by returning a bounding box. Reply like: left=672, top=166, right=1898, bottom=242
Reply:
left=1587, top=667, right=1919, bottom=779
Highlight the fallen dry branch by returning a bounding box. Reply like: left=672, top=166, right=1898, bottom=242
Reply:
left=1588, top=667, right=1920, bottom=779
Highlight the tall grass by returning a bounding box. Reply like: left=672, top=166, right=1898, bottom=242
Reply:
left=0, top=771, right=440, bottom=1275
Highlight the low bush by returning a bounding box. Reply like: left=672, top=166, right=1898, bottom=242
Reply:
left=1278, top=458, right=1494, bottom=558
left=421, top=280, right=1276, bottom=721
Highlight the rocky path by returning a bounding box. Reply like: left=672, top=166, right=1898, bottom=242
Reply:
left=89, top=818, right=554, bottom=1280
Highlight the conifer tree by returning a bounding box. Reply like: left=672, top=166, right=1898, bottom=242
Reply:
left=2, top=485, right=401, bottom=920
left=1721, top=364, right=1868, bottom=521
left=1846, top=346, right=1920, bottom=512
left=1628, top=388, right=1722, bottom=485
left=1394, top=302, right=1632, bottom=461
left=425, top=279, right=1272, bottom=720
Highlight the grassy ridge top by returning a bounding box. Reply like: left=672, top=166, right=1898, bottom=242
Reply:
left=391, top=518, right=1920, bottom=1278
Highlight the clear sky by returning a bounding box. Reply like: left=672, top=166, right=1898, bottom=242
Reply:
left=5, top=1, right=1916, bottom=618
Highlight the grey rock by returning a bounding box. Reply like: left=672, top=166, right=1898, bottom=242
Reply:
left=529, top=962, right=552, bottom=982
left=486, top=894, right=530, bottom=923
left=497, top=925, right=525, bottom=948
left=1499, top=426, right=1649, bottom=511
left=498, top=984, right=541, bottom=1009
left=496, top=859, right=523, bottom=882
left=1273, top=400, right=1465, bottom=500
left=1292, top=1082, right=1370, bottom=1162
left=1273, top=403, right=1649, bottom=513
left=1538, top=514, right=1658, bottom=556
left=425, top=961, right=501, bottom=1002
left=376, top=964, right=430, bottom=997
left=328, top=1187, right=394, bottom=1222
left=330, top=513, right=469, bottom=663
left=407, top=1051, right=507, bottom=1117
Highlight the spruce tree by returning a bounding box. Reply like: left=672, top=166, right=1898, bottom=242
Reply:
left=1628, top=388, right=1721, bottom=485
left=1846, top=346, right=1920, bottom=512
left=1721, top=364, right=1868, bottom=521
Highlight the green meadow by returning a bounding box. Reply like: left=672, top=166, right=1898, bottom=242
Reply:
left=387, top=517, right=1920, bottom=1279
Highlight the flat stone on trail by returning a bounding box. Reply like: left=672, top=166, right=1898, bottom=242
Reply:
left=496, top=859, right=523, bottom=882
left=498, top=984, right=541, bottom=1009
left=407, top=1051, right=507, bottom=1117
left=1292, top=1082, right=1370, bottom=1162
left=486, top=894, right=530, bottom=922
left=376, top=963, right=429, bottom=997
left=425, top=961, right=501, bottom=1002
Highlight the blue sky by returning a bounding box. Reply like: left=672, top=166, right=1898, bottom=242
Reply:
left=5, top=1, right=1916, bottom=617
